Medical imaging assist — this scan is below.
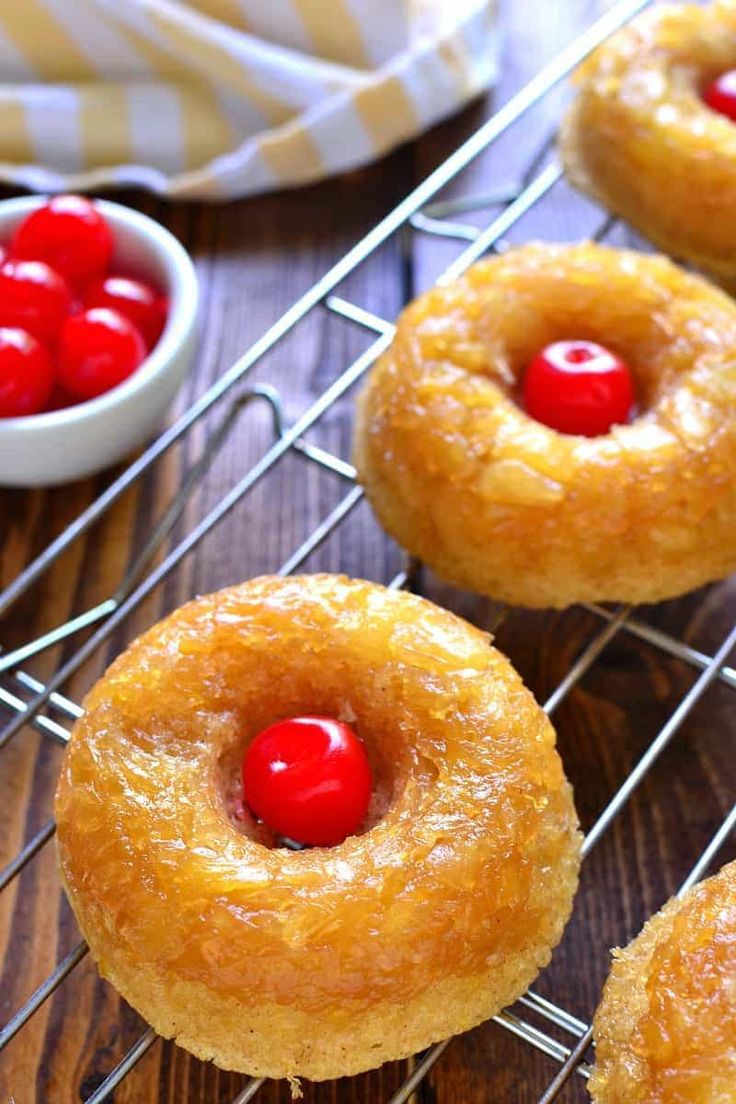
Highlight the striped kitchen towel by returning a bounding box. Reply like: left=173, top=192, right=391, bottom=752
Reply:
left=0, top=0, right=498, bottom=200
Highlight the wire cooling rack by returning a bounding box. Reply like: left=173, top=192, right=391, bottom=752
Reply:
left=1, top=0, right=735, bottom=1100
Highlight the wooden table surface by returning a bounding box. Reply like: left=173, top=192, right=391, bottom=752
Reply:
left=2, top=1, right=735, bottom=1101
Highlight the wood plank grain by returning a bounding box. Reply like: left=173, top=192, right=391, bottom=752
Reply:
left=1, top=1, right=734, bottom=1102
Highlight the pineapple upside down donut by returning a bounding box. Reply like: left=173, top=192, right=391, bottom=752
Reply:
left=560, top=1, right=736, bottom=284
left=55, top=574, right=581, bottom=1082
left=590, top=859, right=736, bottom=1102
left=353, top=242, right=736, bottom=609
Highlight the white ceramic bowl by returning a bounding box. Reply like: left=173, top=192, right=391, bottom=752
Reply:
left=0, top=197, right=198, bottom=487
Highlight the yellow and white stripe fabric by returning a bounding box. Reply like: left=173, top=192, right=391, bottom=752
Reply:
left=0, top=0, right=498, bottom=199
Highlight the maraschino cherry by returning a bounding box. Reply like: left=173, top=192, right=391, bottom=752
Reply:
left=0, top=259, right=72, bottom=343
left=0, top=196, right=171, bottom=419
left=523, top=339, right=634, bottom=437
left=83, top=276, right=167, bottom=350
left=703, top=71, right=736, bottom=122
left=243, top=716, right=372, bottom=847
left=12, top=194, right=113, bottom=288
left=58, top=308, right=146, bottom=400
left=0, top=328, right=54, bottom=417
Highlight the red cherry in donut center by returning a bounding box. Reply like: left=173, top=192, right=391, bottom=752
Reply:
left=703, top=70, right=736, bottom=122
left=243, top=716, right=372, bottom=847
left=523, top=339, right=635, bottom=437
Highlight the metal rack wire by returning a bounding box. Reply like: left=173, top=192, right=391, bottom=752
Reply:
left=1, top=0, right=734, bottom=1099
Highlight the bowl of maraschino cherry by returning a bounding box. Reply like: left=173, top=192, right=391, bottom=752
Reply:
left=0, top=194, right=198, bottom=487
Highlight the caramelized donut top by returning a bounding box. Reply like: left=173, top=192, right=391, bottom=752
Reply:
left=379, top=242, right=736, bottom=491
left=565, top=1, right=736, bottom=275
left=592, top=861, right=736, bottom=1103
left=56, top=575, right=581, bottom=1012
left=354, top=241, right=736, bottom=606
left=633, top=864, right=736, bottom=1101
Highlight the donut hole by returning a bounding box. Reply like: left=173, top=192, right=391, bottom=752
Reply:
left=694, top=45, right=736, bottom=100
left=466, top=284, right=677, bottom=416
left=699, top=64, right=736, bottom=96
left=214, top=697, right=421, bottom=850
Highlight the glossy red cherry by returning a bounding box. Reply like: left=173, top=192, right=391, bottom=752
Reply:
left=243, top=716, right=372, bottom=847
left=83, top=276, right=167, bottom=349
left=703, top=70, right=736, bottom=122
left=523, top=339, right=635, bottom=437
left=0, top=259, right=72, bottom=343
left=0, top=328, right=55, bottom=417
left=58, top=308, right=146, bottom=401
left=12, top=195, right=113, bottom=288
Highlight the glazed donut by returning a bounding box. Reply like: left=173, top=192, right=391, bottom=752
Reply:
left=560, top=1, right=736, bottom=283
left=590, top=859, right=736, bottom=1102
left=353, top=242, right=736, bottom=609
left=55, top=574, right=581, bottom=1081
